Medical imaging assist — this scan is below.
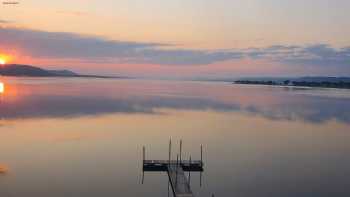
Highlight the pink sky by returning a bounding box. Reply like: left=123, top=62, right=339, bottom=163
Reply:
left=0, top=0, right=349, bottom=78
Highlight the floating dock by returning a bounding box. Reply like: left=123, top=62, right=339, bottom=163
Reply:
left=143, top=160, right=203, bottom=172
left=142, top=140, right=204, bottom=197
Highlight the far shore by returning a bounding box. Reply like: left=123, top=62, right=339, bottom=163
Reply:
left=234, top=80, right=350, bottom=90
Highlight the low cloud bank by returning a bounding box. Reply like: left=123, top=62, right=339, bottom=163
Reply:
left=0, top=27, right=349, bottom=68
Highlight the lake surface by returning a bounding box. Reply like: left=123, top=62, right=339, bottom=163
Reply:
left=0, top=77, right=350, bottom=197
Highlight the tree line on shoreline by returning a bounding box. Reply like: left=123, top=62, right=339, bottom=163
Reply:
left=234, top=80, right=350, bottom=89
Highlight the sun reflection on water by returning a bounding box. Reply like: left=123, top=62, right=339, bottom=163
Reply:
left=0, top=82, right=4, bottom=94
left=0, top=164, right=8, bottom=174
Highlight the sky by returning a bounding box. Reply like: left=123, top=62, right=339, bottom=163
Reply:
left=0, top=0, right=349, bottom=78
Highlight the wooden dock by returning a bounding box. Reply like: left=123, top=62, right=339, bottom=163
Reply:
left=143, top=160, right=203, bottom=172
left=143, top=160, right=203, bottom=197
left=142, top=140, right=204, bottom=197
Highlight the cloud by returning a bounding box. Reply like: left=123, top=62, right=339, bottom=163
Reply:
left=246, top=44, right=350, bottom=67
left=0, top=19, right=12, bottom=24
left=56, top=10, right=89, bottom=16
left=0, top=27, right=242, bottom=65
left=0, top=27, right=160, bottom=59
left=133, top=49, right=243, bottom=65
left=0, top=27, right=349, bottom=67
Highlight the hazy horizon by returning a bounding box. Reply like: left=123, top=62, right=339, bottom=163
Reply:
left=2, top=63, right=350, bottom=80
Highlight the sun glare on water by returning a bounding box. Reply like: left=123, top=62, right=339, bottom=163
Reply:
left=0, top=82, right=4, bottom=94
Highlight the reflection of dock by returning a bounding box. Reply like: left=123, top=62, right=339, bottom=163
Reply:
left=142, top=140, right=204, bottom=197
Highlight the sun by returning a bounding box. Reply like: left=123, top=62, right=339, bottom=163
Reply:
left=0, top=54, right=12, bottom=65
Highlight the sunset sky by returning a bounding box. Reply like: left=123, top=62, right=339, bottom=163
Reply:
left=1, top=0, right=349, bottom=78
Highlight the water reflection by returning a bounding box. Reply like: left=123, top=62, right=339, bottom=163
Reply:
left=0, top=78, right=349, bottom=124
left=0, top=78, right=349, bottom=197
left=0, top=109, right=349, bottom=197
left=0, top=164, right=8, bottom=175
left=0, top=82, right=4, bottom=94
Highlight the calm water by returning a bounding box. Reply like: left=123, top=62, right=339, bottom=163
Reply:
left=0, top=77, right=350, bottom=197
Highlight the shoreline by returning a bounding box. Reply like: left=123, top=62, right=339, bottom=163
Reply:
left=234, top=81, right=350, bottom=90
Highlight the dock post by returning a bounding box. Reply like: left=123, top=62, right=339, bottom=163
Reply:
left=180, top=139, right=182, bottom=164
left=189, top=155, right=192, bottom=184
left=169, top=139, right=172, bottom=165
left=200, top=145, right=203, bottom=188
left=142, top=146, right=145, bottom=185
left=200, top=144, right=203, bottom=166
left=143, top=146, right=146, bottom=164
left=176, top=154, right=179, bottom=186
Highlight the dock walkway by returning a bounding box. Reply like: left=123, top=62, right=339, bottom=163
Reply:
left=167, top=164, right=193, bottom=197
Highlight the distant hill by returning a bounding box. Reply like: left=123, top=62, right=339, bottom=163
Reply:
left=0, top=64, right=121, bottom=78
left=47, top=69, right=78, bottom=77
left=0, top=64, right=77, bottom=77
